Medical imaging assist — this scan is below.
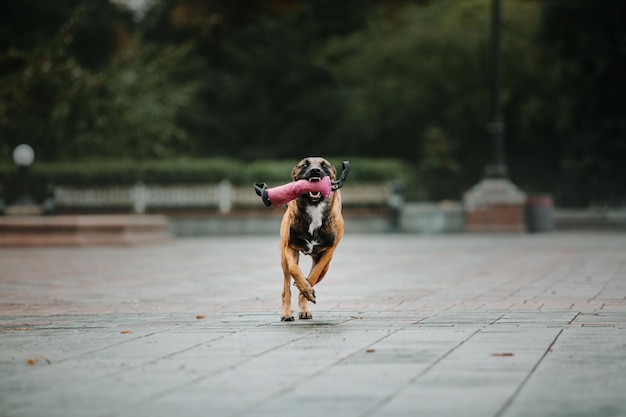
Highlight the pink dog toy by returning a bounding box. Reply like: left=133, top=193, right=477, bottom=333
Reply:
left=255, top=161, right=350, bottom=208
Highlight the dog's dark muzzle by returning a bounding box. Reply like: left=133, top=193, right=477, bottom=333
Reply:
left=303, top=161, right=350, bottom=192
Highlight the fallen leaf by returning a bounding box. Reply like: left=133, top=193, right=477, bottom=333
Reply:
left=490, top=352, right=514, bottom=357
left=366, top=349, right=376, bottom=353
left=196, top=315, right=206, bottom=320
left=120, top=330, right=133, bottom=334
left=26, top=356, right=51, bottom=366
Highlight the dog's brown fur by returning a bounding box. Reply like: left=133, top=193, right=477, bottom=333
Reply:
left=279, top=157, right=344, bottom=321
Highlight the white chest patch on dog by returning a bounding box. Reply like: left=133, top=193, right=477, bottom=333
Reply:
left=306, top=201, right=328, bottom=235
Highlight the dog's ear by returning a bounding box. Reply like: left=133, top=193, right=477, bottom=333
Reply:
left=291, top=160, right=304, bottom=181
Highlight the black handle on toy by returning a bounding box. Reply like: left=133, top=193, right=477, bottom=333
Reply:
left=254, top=182, right=272, bottom=207
left=331, top=160, right=350, bottom=190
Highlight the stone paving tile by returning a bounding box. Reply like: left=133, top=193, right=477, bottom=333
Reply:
left=570, top=311, right=626, bottom=327
left=372, top=326, right=563, bottom=417
left=493, top=311, right=578, bottom=326
left=504, top=326, right=626, bottom=417
left=1, top=233, right=626, bottom=417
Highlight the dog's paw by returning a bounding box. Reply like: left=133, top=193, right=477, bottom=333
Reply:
left=299, top=311, right=313, bottom=320
left=281, top=314, right=295, bottom=322
left=300, top=287, right=316, bottom=304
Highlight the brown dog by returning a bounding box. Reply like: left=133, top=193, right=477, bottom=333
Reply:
left=279, top=157, right=344, bottom=321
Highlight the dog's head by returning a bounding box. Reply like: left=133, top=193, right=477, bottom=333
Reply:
left=291, top=157, right=337, bottom=203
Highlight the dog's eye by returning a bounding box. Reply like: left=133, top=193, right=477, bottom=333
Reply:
left=301, top=161, right=310, bottom=168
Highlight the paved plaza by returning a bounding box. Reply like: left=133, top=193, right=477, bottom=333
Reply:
left=1, top=232, right=625, bottom=417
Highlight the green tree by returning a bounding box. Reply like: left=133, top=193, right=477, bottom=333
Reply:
left=417, top=126, right=461, bottom=200
left=322, top=0, right=550, bottom=199
left=540, top=0, right=626, bottom=205
left=0, top=0, right=82, bottom=52
left=139, top=0, right=377, bottom=159
left=0, top=1, right=206, bottom=161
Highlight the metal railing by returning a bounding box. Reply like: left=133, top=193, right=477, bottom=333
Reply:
left=54, top=181, right=395, bottom=214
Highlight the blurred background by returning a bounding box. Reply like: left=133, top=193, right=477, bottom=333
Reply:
left=0, top=0, right=625, bottom=208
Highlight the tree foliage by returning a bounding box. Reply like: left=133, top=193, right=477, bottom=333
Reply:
left=0, top=0, right=624, bottom=206
left=0, top=0, right=205, bottom=161
left=322, top=0, right=556, bottom=197
left=539, top=0, right=626, bottom=205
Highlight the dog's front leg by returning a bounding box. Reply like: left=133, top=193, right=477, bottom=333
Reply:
left=298, top=249, right=335, bottom=320
left=281, top=267, right=294, bottom=321
left=281, top=247, right=315, bottom=322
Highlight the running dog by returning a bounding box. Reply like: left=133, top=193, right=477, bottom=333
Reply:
left=279, top=157, right=344, bottom=321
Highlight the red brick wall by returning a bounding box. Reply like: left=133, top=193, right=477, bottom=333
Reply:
left=465, top=204, right=525, bottom=233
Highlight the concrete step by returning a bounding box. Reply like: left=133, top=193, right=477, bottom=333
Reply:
left=0, top=215, right=171, bottom=247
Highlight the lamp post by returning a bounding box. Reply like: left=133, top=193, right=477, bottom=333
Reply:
left=12, top=144, right=36, bottom=206
left=463, top=0, right=526, bottom=232
left=485, top=0, right=507, bottom=179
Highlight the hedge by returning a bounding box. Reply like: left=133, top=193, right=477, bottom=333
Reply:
left=0, top=157, right=416, bottom=203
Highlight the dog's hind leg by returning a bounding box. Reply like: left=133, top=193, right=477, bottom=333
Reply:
left=299, top=252, right=334, bottom=319
left=299, top=257, right=321, bottom=319
left=298, top=293, right=313, bottom=319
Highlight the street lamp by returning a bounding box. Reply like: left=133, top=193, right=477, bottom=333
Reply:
left=12, top=144, right=35, bottom=206
left=463, top=0, right=526, bottom=232
left=485, top=0, right=507, bottom=179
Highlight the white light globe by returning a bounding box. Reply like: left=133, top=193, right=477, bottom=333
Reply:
left=12, top=144, right=35, bottom=167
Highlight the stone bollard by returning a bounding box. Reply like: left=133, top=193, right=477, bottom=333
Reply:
left=42, top=183, right=55, bottom=216
left=464, top=178, right=527, bottom=233
left=525, top=195, right=554, bottom=233
left=0, top=185, right=5, bottom=216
